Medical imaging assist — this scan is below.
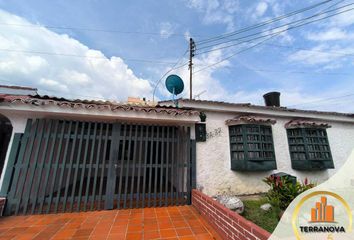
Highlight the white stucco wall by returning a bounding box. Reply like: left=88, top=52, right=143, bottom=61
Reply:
left=196, top=111, right=354, bottom=196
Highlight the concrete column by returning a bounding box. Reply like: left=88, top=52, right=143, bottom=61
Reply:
left=0, top=113, right=28, bottom=192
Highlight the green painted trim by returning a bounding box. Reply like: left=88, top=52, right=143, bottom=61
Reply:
left=104, top=123, right=120, bottom=210
left=15, top=119, right=39, bottom=215
left=61, top=121, right=79, bottom=212
left=54, top=121, right=73, bottom=213
left=83, top=122, right=98, bottom=211
left=90, top=122, right=104, bottom=211
left=22, top=119, right=46, bottom=214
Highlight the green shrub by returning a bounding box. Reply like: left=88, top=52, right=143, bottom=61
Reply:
left=263, top=176, right=315, bottom=210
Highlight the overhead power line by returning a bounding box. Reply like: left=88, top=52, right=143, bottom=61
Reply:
left=192, top=4, right=354, bottom=73
left=0, top=48, right=180, bottom=65
left=196, top=2, right=354, bottom=55
left=0, top=22, right=202, bottom=38
left=193, top=37, right=277, bottom=74
left=234, top=68, right=352, bottom=75
left=196, top=0, right=335, bottom=45
left=196, top=0, right=344, bottom=47
left=288, top=93, right=354, bottom=107
left=265, top=43, right=354, bottom=57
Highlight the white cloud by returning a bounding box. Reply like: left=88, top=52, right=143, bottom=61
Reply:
left=39, top=78, right=68, bottom=92
left=1, top=8, right=352, bottom=113
left=262, top=24, right=294, bottom=44
left=278, top=90, right=354, bottom=113
left=288, top=49, right=335, bottom=65
left=223, top=0, right=239, bottom=14
left=307, top=28, right=354, bottom=41
left=170, top=1, right=354, bottom=112
left=0, top=9, right=152, bottom=101
left=254, top=2, right=268, bottom=18
left=159, top=22, right=175, bottom=39
left=330, top=8, right=354, bottom=27
left=244, top=1, right=293, bottom=44
left=185, top=0, right=239, bottom=31
left=287, top=44, right=354, bottom=65
left=184, top=30, right=191, bottom=41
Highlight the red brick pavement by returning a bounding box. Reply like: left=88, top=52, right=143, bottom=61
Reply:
left=0, top=206, right=222, bottom=240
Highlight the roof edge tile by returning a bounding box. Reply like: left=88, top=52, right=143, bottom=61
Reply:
left=167, top=98, right=354, bottom=118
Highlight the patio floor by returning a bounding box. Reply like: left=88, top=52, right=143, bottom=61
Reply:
left=0, top=206, right=222, bottom=240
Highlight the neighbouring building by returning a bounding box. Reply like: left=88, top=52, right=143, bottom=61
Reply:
left=0, top=85, right=353, bottom=216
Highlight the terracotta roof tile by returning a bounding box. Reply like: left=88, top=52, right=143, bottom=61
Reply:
left=285, top=119, right=331, bottom=128
left=225, top=115, right=276, bottom=125
left=0, top=94, right=198, bottom=116
left=162, top=98, right=354, bottom=118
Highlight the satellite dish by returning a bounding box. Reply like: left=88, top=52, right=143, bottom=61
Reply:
left=166, top=75, right=184, bottom=95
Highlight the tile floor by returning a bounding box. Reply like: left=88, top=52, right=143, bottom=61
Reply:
left=0, top=206, right=222, bottom=240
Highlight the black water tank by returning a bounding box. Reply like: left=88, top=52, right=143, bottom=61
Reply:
left=263, top=92, right=280, bottom=107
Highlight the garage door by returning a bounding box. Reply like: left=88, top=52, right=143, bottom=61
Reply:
left=1, top=119, right=194, bottom=215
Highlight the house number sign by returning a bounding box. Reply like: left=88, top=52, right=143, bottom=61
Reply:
left=206, top=127, right=222, bottom=140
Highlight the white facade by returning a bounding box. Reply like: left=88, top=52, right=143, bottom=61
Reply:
left=1, top=97, right=354, bottom=198
left=172, top=100, right=354, bottom=197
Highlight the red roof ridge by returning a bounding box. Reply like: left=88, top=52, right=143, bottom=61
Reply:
left=0, top=94, right=199, bottom=116
left=285, top=119, right=331, bottom=128
left=225, top=115, right=277, bottom=125
left=168, top=98, right=354, bottom=118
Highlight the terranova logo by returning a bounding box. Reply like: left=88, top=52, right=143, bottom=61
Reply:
left=292, top=191, right=352, bottom=239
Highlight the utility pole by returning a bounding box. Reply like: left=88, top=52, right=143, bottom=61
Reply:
left=189, top=38, right=196, bottom=100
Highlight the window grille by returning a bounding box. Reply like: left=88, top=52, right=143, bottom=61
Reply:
left=287, top=128, right=334, bottom=170
left=229, top=124, right=276, bottom=171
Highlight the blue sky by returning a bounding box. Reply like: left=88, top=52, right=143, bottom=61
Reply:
left=0, top=0, right=354, bottom=112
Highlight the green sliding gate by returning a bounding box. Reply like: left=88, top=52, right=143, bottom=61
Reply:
left=1, top=119, right=194, bottom=215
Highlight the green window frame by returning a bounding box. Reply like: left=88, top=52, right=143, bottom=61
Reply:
left=287, top=128, right=334, bottom=170
left=228, top=124, right=277, bottom=171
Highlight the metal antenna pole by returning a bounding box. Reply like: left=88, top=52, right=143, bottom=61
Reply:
left=189, top=38, right=196, bottom=100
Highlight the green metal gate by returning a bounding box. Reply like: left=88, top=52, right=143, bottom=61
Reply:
left=0, top=119, right=193, bottom=215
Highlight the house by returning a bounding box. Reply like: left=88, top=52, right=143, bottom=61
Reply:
left=0, top=85, right=353, bottom=216
left=160, top=93, right=354, bottom=196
